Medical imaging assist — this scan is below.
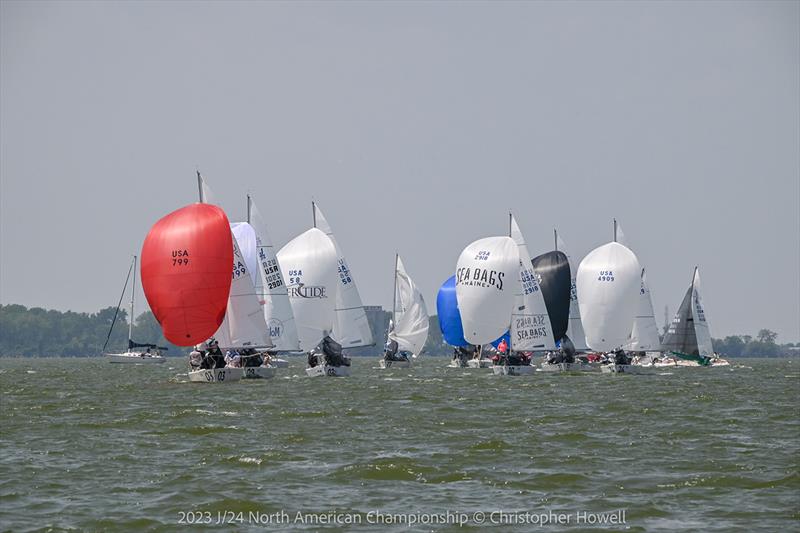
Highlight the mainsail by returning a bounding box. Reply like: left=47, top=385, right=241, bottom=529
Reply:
left=247, top=195, right=300, bottom=351
left=388, top=255, right=429, bottom=356
left=576, top=241, right=642, bottom=352
left=211, top=230, right=272, bottom=350
left=455, top=236, right=518, bottom=345
left=556, top=231, right=588, bottom=351
left=276, top=228, right=338, bottom=352
left=661, top=267, right=714, bottom=356
left=624, top=268, right=661, bottom=352
left=313, top=203, right=374, bottom=348
left=140, top=203, right=233, bottom=346
left=510, top=215, right=556, bottom=351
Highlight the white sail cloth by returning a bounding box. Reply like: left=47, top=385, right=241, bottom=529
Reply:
left=510, top=216, right=556, bottom=351
left=313, top=203, right=373, bottom=348
left=576, top=242, right=641, bottom=352
left=277, top=228, right=338, bottom=352
left=455, top=236, right=518, bottom=345
left=625, top=268, right=661, bottom=351
left=389, top=256, right=429, bottom=356
left=247, top=197, right=300, bottom=351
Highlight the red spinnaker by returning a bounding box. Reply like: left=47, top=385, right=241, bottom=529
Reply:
left=141, top=203, right=233, bottom=346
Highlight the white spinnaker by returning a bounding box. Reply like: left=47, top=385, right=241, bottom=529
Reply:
left=455, top=236, right=518, bottom=345
left=576, top=242, right=641, bottom=352
left=691, top=267, right=714, bottom=356
left=212, top=233, right=272, bottom=349
left=248, top=197, right=300, bottom=351
left=389, top=255, right=429, bottom=356
left=625, top=268, right=661, bottom=351
left=198, top=173, right=219, bottom=206
left=231, top=223, right=259, bottom=287
left=556, top=232, right=589, bottom=351
left=313, top=203, right=374, bottom=348
left=510, top=216, right=556, bottom=351
left=277, top=228, right=338, bottom=352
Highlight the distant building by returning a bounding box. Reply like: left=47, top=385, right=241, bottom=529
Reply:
left=347, top=305, right=390, bottom=357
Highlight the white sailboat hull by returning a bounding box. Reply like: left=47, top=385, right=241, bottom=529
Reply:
left=188, top=368, right=243, bottom=382
left=600, top=364, right=656, bottom=375
left=305, top=365, right=351, bottom=377
left=243, top=366, right=277, bottom=379
left=467, top=359, right=493, bottom=368
left=379, top=359, right=412, bottom=369
left=539, top=362, right=595, bottom=373
left=492, top=365, right=534, bottom=376
left=107, top=352, right=165, bottom=364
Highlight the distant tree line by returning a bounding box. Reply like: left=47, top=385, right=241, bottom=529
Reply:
left=0, top=304, right=796, bottom=358
left=0, top=304, right=180, bottom=357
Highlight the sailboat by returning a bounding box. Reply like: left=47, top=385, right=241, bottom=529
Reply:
left=105, top=255, right=167, bottom=363
left=380, top=254, right=429, bottom=369
left=246, top=194, right=299, bottom=367
left=493, top=214, right=557, bottom=375
left=186, top=173, right=272, bottom=382
left=454, top=234, right=524, bottom=374
left=141, top=201, right=235, bottom=381
left=576, top=220, right=643, bottom=374
left=556, top=230, right=589, bottom=352
left=277, top=202, right=370, bottom=377
left=659, top=267, right=726, bottom=367
left=625, top=268, right=663, bottom=367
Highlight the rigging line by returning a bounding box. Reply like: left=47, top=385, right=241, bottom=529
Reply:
left=102, top=257, right=135, bottom=353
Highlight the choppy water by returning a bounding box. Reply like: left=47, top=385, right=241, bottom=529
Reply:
left=0, top=357, right=798, bottom=532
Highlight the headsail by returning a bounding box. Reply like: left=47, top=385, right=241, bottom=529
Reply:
left=510, top=216, right=556, bottom=351
left=624, top=268, right=661, bottom=351
left=247, top=196, right=300, bottom=351
left=531, top=250, right=571, bottom=342
left=455, top=236, right=518, bottom=345
left=556, top=231, right=588, bottom=351
left=313, top=203, right=374, bottom=348
left=388, top=255, right=429, bottom=356
left=277, top=228, right=338, bottom=352
left=576, top=241, right=641, bottom=351
left=141, top=203, right=233, bottom=346
left=436, top=276, right=468, bottom=347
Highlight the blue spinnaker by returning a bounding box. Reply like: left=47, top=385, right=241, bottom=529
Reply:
left=436, top=275, right=468, bottom=347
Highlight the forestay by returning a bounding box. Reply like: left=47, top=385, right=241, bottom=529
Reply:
left=624, top=268, right=661, bottom=351
left=313, top=203, right=374, bottom=348
left=576, top=242, right=641, bottom=351
left=277, top=228, right=338, bottom=352
left=510, top=216, right=556, bottom=351
left=455, top=236, right=518, bottom=345
left=248, top=196, right=300, bottom=351
left=389, top=255, right=429, bottom=356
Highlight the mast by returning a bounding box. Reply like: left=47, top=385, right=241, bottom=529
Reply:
left=197, top=170, right=204, bottom=203
left=554, top=228, right=558, bottom=251
left=128, top=255, right=136, bottom=344
left=312, top=200, right=317, bottom=228
left=247, top=194, right=252, bottom=224
left=508, top=212, right=512, bottom=237
left=392, top=253, right=399, bottom=324
left=613, top=218, right=617, bottom=243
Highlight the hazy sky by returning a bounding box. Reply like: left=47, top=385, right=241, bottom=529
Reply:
left=2, top=1, right=798, bottom=342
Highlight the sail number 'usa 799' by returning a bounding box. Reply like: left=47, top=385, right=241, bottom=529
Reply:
left=172, top=250, right=189, bottom=266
